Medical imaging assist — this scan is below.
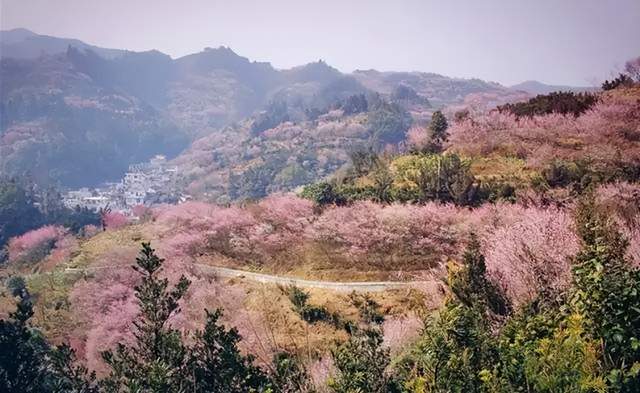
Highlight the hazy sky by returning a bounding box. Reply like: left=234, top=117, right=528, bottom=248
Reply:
left=2, top=0, right=639, bottom=86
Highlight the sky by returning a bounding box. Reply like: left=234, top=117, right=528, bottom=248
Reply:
left=1, top=0, right=639, bottom=86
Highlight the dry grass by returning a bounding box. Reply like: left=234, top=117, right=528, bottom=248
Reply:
left=0, top=224, right=442, bottom=373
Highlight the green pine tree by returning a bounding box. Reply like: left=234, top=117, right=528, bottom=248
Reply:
left=425, top=110, right=449, bottom=153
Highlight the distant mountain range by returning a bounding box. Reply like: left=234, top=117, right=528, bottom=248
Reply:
left=0, top=28, right=125, bottom=59
left=509, top=80, right=596, bottom=95
left=0, top=28, right=594, bottom=191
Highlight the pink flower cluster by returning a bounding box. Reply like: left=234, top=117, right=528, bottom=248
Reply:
left=307, top=201, right=463, bottom=266
left=7, top=225, right=66, bottom=265
left=597, top=182, right=640, bottom=265
left=103, top=211, right=128, bottom=230
left=482, top=206, right=580, bottom=305
left=153, top=195, right=316, bottom=260
left=447, top=88, right=640, bottom=169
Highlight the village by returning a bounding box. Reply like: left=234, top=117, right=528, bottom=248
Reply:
left=62, top=155, right=189, bottom=215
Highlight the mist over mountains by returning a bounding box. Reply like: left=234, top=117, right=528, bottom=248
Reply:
left=0, top=28, right=580, bottom=191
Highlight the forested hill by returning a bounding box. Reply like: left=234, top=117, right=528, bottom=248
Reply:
left=2, top=28, right=532, bottom=189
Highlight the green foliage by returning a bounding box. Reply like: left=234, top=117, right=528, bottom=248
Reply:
left=329, top=328, right=400, bottom=393
left=0, top=178, right=100, bottom=250
left=302, top=152, right=516, bottom=206
left=101, top=243, right=272, bottom=392
left=339, top=94, right=368, bottom=115
left=543, top=159, right=587, bottom=188
left=393, top=153, right=477, bottom=205
left=542, top=158, right=640, bottom=192
left=100, top=242, right=192, bottom=392
left=449, top=234, right=511, bottom=316
left=397, top=302, right=495, bottom=393
left=287, top=285, right=310, bottom=311
left=523, top=314, right=606, bottom=393
left=349, top=149, right=380, bottom=177
left=425, top=111, right=449, bottom=153
left=497, top=91, right=598, bottom=118
left=188, top=309, right=270, bottom=393
left=0, top=178, right=44, bottom=248
left=0, top=288, right=97, bottom=392
left=48, top=344, right=99, bottom=393
left=349, top=292, right=384, bottom=325
left=397, top=237, right=503, bottom=393
left=272, top=164, right=313, bottom=190
left=287, top=286, right=344, bottom=329
left=489, top=298, right=566, bottom=392
left=231, top=161, right=281, bottom=201
left=602, top=74, right=634, bottom=91
left=367, top=100, right=412, bottom=145
left=300, top=182, right=344, bottom=206
left=272, top=352, right=316, bottom=393
left=0, top=291, right=49, bottom=392
left=572, top=198, right=640, bottom=391
left=5, top=275, right=27, bottom=297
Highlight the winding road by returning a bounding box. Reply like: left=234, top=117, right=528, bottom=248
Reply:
left=62, top=264, right=427, bottom=292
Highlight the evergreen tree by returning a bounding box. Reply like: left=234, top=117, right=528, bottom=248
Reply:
left=425, top=111, right=449, bottom=153
left=450, top=234, right=511, bottom=316
left=188, top=309, right=270, bottom=393
left=100, top=242, right=272, bottom=393
left=0, top=291, right=50, bottom=393
left=271, top=352, right=315, bottom=393
left=48, top=344, right=98, bottom=393
left=0, top=178, right=44, bottom=248
left=397, top=236, right=503, bottom=392
left=329, top=328, right=399, bottom=393
left=100, top=242, right=192, bottom=392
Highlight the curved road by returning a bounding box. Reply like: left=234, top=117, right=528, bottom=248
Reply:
left=62, top=264, right=426, bottom=292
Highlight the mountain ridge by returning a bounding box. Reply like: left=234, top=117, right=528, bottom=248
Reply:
left=0, top=28, right=576, bottom=192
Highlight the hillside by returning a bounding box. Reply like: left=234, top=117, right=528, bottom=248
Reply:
left=0, top=28, right=125, bottom=60
left=510, top=79, right=597, bottom=95
left=1, top=82, right=640, bottom=392
left=0, top=53, right=187, bottom=187
left=0, top=30, right=531, bottom=190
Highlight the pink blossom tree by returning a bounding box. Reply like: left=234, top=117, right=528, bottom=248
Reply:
left=7, top=225, right=66, bottom=265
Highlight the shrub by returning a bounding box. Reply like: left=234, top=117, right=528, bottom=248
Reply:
left=572, top=198, right=640, bottom=389
left=523, top=314, right=606, bottom=393
left=497, top=91, right=598, bottom=118
left=349, top=293, right=385, bottom=325
left=602, top=73, right=634, bottom=91
left=396, top=241, right=500, bottom=393
left=300, top=182, right=344, bottom=206
left=5, top=276, right=27, bottom=297
left=390, top=153, right=477, bottom=205
left=286, top=286, right=343, bottom=329
left=329, top=328, right=399, bottom=393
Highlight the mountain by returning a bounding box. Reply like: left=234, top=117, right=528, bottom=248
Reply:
left=0, top=29, right=529, bottom=190
left=0, top=52, right=187, bottom=187
left=0, top=28, right=125, bottom=60
left=352, top=70, right=506, bottom=107
left=509, top=80, right=596, bottom=95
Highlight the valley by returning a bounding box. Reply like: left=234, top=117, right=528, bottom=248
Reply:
left=1, top=9, right=640, bottom=392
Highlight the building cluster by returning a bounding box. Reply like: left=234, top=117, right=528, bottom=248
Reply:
left=63, top=155, right=188, bottom=214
